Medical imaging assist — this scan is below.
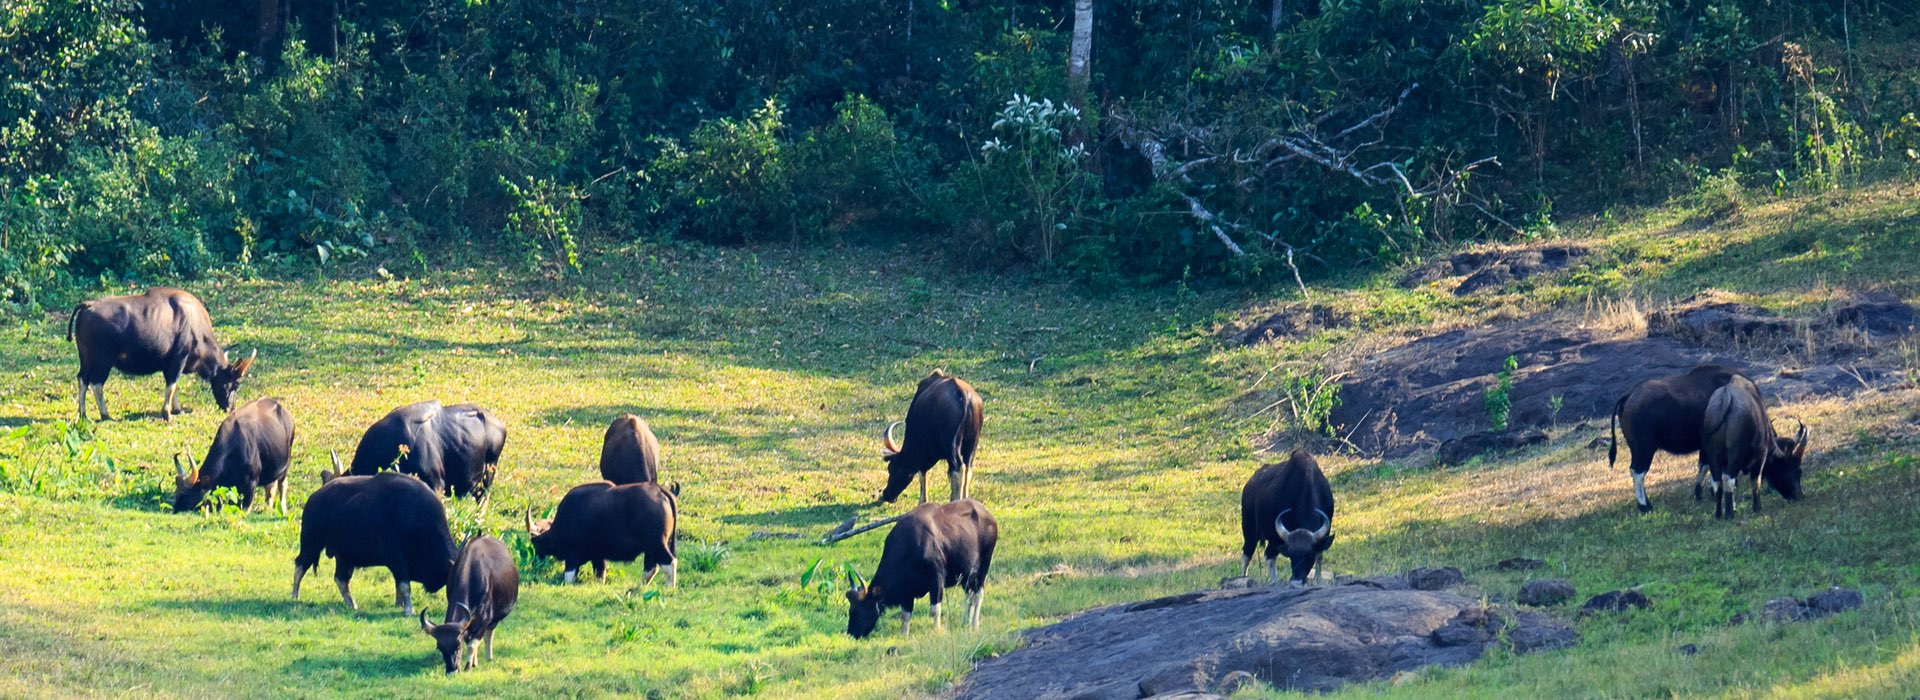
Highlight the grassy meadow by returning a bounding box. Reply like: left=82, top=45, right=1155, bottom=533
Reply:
left=4, top=184, right=1920, bottom=698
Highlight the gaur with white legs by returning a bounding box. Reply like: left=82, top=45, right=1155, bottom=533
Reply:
left=67, top=287, right=254, bottom=422
left=1609, top=364, right=1740, bottom=514
left=171, top=397, right=296, bottom=514
left=419, top=535, right=519, bottom=674
left=292, top=467, right=457, bottom=615
left=1701, top=374, right=1809, bottom=519
left=526, top=480, right=679, bottom=586
left=1239, top=449, right=1335, bottom=587
left=878, top=370, right=984, bottom=504
left=845, top=499, right=998, bottom=639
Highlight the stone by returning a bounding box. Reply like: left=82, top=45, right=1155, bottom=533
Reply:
left=1507, top=611, right=1580, bottom=655
left=1218, top=576, right=1255, bottom=590
left=1408, top=566, right=1466, bottom=591
left=1760, top=597, right=1808, bottom=623
left=1435, top=430, right=1549, bottom=465
left=1517, top=579, right=1577, bottom=607
left=954, top=579, right=1546, bottom=699
left=1676, top=644, right=1699, bottom=656
left=1496, top=557, right=1546, bottom=571
left=1806, top=587, right=1864, bottom=617
left=1579, top=589, right=1651, bottom=615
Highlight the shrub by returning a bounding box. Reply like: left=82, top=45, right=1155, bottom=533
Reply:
left=943, top=94, right=1096, bottom=267
left=646, top=100, right=802, bottom=244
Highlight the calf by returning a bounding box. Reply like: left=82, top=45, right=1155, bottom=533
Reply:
left=419, top=535, right=520, bottom=674
left=171, top=397, right=296, bottom=514
left=347, top=401, right=507, bottom=501
left=293, top=470, right=457, bottom=615
left=845, top=499, right=998, bottom=639
left=1609, top=364, right=1740, bottom=513
left=1240, top=449, right=1335, bottom=586
left=599, top=414, right=662, bottom=485
left=527, top=481, right=678, bottom=585
left=879, top=370, right=984, bottom=504
left=67, top=287, right=255, bottom=421
left=1701, top=374, right=1810, bottom=519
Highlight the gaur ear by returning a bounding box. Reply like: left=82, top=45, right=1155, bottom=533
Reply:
left=232, top=349, right=256, bottom=377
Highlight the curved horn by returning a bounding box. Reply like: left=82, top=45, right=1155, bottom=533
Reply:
left=524, top=508, right=535, bottom=533
left=173, top=453, right=188, bottom=481
left=418, top=609, right=433, bottom=634
left=1795, top=419, right=1810, bottom=458
left=881, top=421, right=904, bottom=456
left=329, top=449, right=344, bottom=473
left=1275, top=508, right=1294, bottom=534
left=1312, top=510, right=1332, bottom=540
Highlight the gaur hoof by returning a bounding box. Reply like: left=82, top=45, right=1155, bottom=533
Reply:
left=1636, top=503, right=1653, bottom=514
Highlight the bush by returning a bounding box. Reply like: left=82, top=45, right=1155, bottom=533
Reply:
left=646, top=100, right=802, bottom=244
left=792, top=95, right=935, bottom=241
left=942, top=94, right=1096, bottom=267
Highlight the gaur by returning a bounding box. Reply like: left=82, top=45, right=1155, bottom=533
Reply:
left=67, top=287, right=255, bottom=421
left=1239, top=449, right=1335, bottom=587
left=599, top=414, right=662, bottom=485
left=879, top=370, right=984, bottom=504
left=845, top=499, right=998, bottom=639
left=293, top=467, right=457, bottom=615
left=419, top=535, right=520, bottom=674
left=1609, top=364, right=1740, bottom=513
left=171, top=397, right=296, bottom=514
left=526, top=480, right=678, bottom=586
left=1701, top=374, right=1809, bottom=519
left=346, top=400, right=506, bottom=501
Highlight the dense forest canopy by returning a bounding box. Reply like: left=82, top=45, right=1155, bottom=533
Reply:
left=2, top=0, right=1916, bottom=305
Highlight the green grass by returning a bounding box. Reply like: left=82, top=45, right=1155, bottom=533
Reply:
left=3, top=185, right=1920, bottom=698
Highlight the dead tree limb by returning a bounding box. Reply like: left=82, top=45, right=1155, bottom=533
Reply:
left=819, top=514, right=907, bottom=544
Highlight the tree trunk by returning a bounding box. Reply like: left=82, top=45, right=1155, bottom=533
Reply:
left=1269, top=0, right=1284, bottom=40
left=1067, top=0, right=1093, bottom=111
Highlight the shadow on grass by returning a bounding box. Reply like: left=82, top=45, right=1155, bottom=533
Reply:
left=147, top=595, right=371, bottom=622
left=719, top=502, right=866, bottom=529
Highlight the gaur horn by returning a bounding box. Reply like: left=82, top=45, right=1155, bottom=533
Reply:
left=329, top=449, right=344, bottom=473
left=234, top=348, right=257, bottom=373
left=1313, top=510, right=1332, bottom=540
left=1275, top=508, right=1294, bottom=534
left=1795, top=420, right=1810, bottom=458
left=173, top=453, right=189, bottom=481
left=418, top=609, right=432, bottom=634
left=881, top=421, right=904, bottom=457
left=524, top=508, right=535, bottom=533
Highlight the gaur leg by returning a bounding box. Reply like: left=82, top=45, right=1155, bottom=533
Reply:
left=76, top=378, right=87, bottom=422
left=276, top=476, right=289, bottom=515
left=1265, top=552, right=1281, bottom=586
left=466, top=637, right=479, bottom=670
left=485, top=628, right=496, bottom=661
left=335, top=568, right=358, bottom=610
left=899, top=609, right=913, bottom=639
left=1239, top=552, right=1253, bottom=578
left=291, top=562, right=309, bottom=599
left=592, top=560, right=607, bottom=581
left=161, top=380, right=178, bottom=419
left=918, top=471, right=927, bottom=505
left=394, top=577, right=414, bottom=615
left=1629, top=444, right=1656, bottom=513
left=92, top=383, right=109, bottom=422
left=642, top=564, right=658, bottom=585
left=563, top=566, right=578, bottom=585
left=929, top=584, right=945, bottom=630
left=948, top=470, right=964, bottom=503
left=966, top=588, right=984, bottom=627
left=239, top=483, right=256, bottom=512
left=1694, top=461, right=1709, bottom=501
left=664, top=560, right=678, bottom=588
left=1750, top=471, right=1763, bottom=513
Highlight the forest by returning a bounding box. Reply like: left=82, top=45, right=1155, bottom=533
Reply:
left=4, top=0, right=1916, bottom=305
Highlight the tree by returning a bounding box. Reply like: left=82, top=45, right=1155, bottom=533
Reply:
left=1067, top=0, right=1093, bottom=111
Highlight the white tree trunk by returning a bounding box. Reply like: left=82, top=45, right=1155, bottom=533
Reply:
left=1270, top=0, right=1285, bottom=38
left=1068, top=0, right=1093, bottom=109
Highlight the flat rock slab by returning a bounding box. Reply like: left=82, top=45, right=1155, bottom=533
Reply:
left=956, top=581, right=1524, bottom=699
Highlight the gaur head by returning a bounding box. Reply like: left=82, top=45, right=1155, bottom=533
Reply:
left=843, top=571, right=884, bottom=639
left=210, top=348, right=256, bottom=413
left=418, top=607, right=472, bottom=674
left=877, top=421, right=913, bottom=503
left=1765, top=421, right=1811, bottom=501
left=170, top=453, right=206, bottom=513
left=525, top=508, right=556, bottom=558
left=1275, top=508, right=1334, bottom=586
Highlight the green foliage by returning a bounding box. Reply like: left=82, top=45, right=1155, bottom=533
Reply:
left=0, top=420, right=152, bottom=504
left=943, top=94, right=1095, bottom=267
left=1270, top=368, right=1345, bottom=438
left=646, top=100, right=801, bottom=244
left=680, top=539, right=732, bottom=574
left=1483, top=355, right=1519, bottom=431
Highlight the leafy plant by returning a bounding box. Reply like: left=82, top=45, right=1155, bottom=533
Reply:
left=680, top=539, right=731, bottom=574
left=1264, top=368, right=1346, bottom=439
left=1548, top=394, right=1566, bottom=429
left=1484, top=355, right=1519, bottom=431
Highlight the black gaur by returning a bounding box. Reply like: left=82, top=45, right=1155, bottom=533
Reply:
left=1610, top=364, right=1740, bottom=513
left=1701, top=374, right=1810, bottom=519
left=346, top=401, right=506, bottom=501
left=599, top=414, right=662, bottom=485
left=67, top=287, right=255, bottom=421
left=171, top=397, right=296, bottom=514
left=1239, top=449, right=1335, bottom=587
left=879, top=370, right=984, bottom=504
left=526, top=481, right=678, bottom=586
left=292, top=470, right=457, bottom=615
left=845, top=499, right=998, bottom=639
left=419, top=535, right=520, bottom=674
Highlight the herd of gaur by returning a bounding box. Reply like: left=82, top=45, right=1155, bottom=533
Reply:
left=62, top=287, right=1813, bottom=673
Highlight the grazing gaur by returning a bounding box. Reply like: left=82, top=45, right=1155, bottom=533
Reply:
left=171, top=397, right=296, bottom=514
left=418, top=535, right=520, bottom=674
left=292, top=469, right=457, bottom=615
left=1609, top=364, right=1741, bottom=513
left=1239, top=449, right=1335, bottom=587
left=67, top=287, right=255, bottom=421
left=879, top=370, right=984, bottom=504
left=1701, top=374, right=1809, bottom=519
left=845, top=499, right=998, bottom=639
left=526, top=480, right=678, bottom=585
left=346, top=401, right=506, bottom=501
left=599, top=414, right=662, bottom=485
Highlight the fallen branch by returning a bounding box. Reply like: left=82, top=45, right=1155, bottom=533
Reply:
left=820, top=514, right=908, bottom=544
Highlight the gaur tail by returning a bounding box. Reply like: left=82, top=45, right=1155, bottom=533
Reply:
left=1608, top=394, right=1626, bottom=469
left=66, top=303, right=89, bottom=342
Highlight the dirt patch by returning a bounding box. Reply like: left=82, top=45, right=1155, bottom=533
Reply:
left=1328, top=310, right=1901, bottom=458
left=1227, top=304, right=1350, bottom=346
left=954, top=572, right=1575, bottom=699
left=1400, top=244, right=1591, bottom=296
